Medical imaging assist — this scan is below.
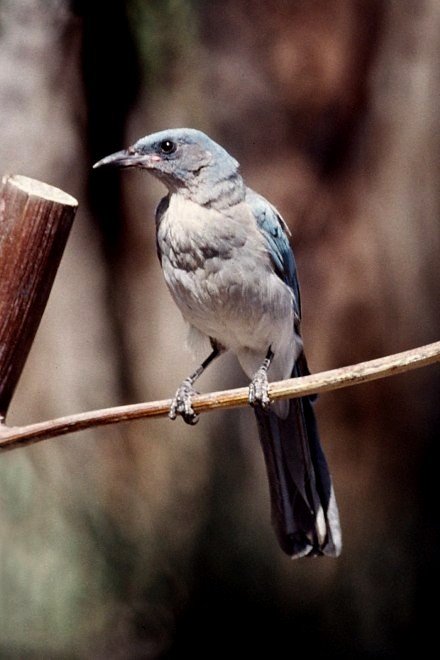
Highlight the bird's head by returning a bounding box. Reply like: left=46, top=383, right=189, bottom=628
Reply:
left=93, top=128, right=241, bottom=200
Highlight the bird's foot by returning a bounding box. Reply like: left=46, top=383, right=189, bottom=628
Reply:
left=169, top=378, right=199, bottom=425
left=249, top=367, right=271, bottom=410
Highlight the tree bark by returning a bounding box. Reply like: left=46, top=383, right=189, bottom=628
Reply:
left=0, top=175, right=77, bottom=418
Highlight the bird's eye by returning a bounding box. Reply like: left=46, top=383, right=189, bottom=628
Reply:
left=159, top=139, right=176, bottom=154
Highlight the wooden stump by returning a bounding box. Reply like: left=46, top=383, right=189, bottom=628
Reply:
left=0, top=175, right=78, bottom=420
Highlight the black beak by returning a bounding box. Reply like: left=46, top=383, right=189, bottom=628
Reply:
left=93, top=149, right=149, bottom=169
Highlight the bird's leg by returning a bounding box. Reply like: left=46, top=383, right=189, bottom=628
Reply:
left=249, top=347, right=274, bottom=410
left=169, top=345, right=220, bottom=425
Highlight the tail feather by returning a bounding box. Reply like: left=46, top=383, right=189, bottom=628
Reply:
left=254, top=363, right=341, bottom=558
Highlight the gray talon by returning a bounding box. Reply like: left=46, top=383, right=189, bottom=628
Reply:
left=249, top=368, right=271, bottom=409
left=169, top=379, right=199, bottom=425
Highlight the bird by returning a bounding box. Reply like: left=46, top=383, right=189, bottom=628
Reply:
left=94, top=128, right=341, bottom=558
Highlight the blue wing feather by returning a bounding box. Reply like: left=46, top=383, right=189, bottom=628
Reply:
left=247, top=189, right=341, bottom=557
left=246, top=188, right=301, bottom=320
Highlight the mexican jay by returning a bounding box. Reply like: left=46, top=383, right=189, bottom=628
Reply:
left=94, top=128, right=341, bottom=558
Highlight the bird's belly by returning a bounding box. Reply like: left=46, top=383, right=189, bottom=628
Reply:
left=157, top=194, right=297, bottom=377
left=162, top=254, right=294, bottom=355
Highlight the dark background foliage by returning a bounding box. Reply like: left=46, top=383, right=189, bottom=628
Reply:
left=0, top=0, right=439, bottom=657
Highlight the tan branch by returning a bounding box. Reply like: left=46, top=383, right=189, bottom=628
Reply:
left=1, top=340, right=439, bottom=452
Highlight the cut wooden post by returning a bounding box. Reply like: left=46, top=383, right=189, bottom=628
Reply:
left=0, top=175, right=78, bottom=420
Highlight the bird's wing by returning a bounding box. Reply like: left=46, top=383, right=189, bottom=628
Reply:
left=247, top=191, right=340, bottom=557
left=154, top=193, right=171, bottom=264
left=246, top=188, right=301, bottom=321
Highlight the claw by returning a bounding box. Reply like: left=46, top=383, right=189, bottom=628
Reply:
left=169, top=378, right=199, bottom=425
left=249, top=367, right=271, bottom=410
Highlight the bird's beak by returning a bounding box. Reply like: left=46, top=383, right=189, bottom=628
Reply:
left=93, top=148, right=154, bottom=170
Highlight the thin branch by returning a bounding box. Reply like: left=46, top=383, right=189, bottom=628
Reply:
left=1, top=340, right=439, bottom=452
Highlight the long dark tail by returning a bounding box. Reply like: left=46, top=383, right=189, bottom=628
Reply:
left=254, top=357, right=341, bottom=558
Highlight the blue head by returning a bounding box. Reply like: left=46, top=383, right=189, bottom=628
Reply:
left=94, top=128, right=244, bottom=205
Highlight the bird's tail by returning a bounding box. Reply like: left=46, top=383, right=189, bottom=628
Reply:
left=253, top=357, right=341, bottom=558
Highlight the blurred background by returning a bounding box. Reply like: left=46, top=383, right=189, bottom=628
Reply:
left=1, top=0, right=439, bottom=657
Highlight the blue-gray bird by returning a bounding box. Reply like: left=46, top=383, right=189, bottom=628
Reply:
left=94, top=128, right=341, bottom=557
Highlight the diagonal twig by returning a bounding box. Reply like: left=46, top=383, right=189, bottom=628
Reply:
left=1, top=340, right=439, bottom=452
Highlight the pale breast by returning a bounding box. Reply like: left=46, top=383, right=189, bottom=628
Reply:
left=156, top=193, right=295, bottom=358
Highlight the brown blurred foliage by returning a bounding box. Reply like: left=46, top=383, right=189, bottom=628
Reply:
left=0, top=0, right=439, bottom=657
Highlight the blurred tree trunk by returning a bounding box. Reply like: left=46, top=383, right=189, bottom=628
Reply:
left=0, top=1, right=211, bottom=657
